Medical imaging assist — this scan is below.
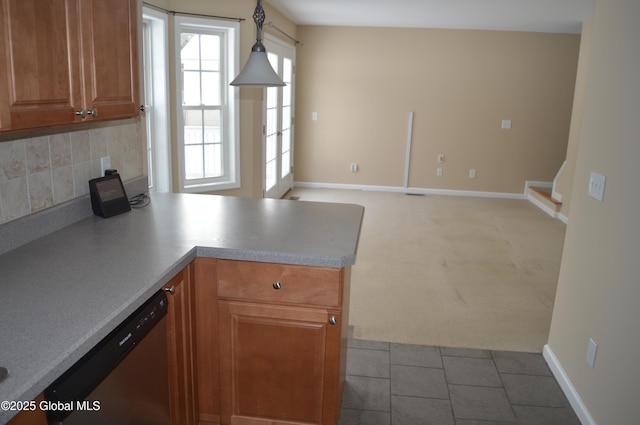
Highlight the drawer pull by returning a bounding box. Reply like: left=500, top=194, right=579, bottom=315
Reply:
left=329, top=316, right=337, bottom=325
left=273, top=281, right=282, bottom=290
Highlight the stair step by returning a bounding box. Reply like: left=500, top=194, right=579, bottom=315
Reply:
left=527, top=186, right=562, bottom=217
left=529, top=186, right=562, bottom=205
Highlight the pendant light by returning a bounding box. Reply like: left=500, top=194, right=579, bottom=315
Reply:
left=231, top=0, right=285, bottom=87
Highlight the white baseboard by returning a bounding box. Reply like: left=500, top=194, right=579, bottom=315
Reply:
left=558, top=212, right=569, bottom=224
left=552, top=190, right=564, bottom=203
left=527, top=191, right=560, bottom=218
left=543, top=345, right=596, bottom=425
left=293, top=182, right=526, bottom=200
left=525, top=180, right=553, bottom=190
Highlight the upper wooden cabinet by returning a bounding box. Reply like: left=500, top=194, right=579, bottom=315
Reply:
left=0, top=0, right=139, bottom=132
left=78, top=0, right=139, bottom=122
left=0, top=0, right=81, bottom=130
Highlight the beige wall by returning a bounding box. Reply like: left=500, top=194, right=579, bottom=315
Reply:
left=555, top=19, right=594, bottom=217
left=547, top=0, right=640, bottom=423
left=149, top=0, right=297, bottom=198
left=295, top=26, right=580, bottom=194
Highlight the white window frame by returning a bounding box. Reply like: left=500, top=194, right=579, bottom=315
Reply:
left=174, top=16, right=240, bottom=192
left=142, top=7, right=171, bottom=193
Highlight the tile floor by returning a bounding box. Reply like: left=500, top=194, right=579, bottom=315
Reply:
left=341, top=335, right=581, bottom=425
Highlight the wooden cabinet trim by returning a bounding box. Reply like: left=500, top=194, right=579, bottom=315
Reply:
left=165, top=264, right=199, bottom=425
left=193, top=257, right=221, bottom=424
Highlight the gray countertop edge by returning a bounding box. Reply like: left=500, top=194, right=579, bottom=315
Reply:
left=195, top=246, right=356, bottom=269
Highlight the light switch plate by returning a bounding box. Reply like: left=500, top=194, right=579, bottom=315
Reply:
left=586, top=338, right=598, bottom=368
left=588, top=171, right=606, bottom=202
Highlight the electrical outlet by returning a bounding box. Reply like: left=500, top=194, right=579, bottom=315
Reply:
left=469, top=168, right=476, bottom=179
left=436, top=167, right=443, bottom=176
left=350, top=163, right=358, bottom=173
left=586, top=338, right=598, bottom=368
left=501, top=119, right=512, bottom=129
left=437, top=154, right=445, bottom=163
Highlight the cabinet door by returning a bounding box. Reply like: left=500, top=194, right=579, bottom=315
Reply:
left=78, top=0, right=139, bottom=120
left=218, top=301, right=342, bottom=425
left=165, top=264, right=198, bottom=425
left=0, top=0, right=82, bottom=131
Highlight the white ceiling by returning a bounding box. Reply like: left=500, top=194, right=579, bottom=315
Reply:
left=266, top=0, right=595, bottom=34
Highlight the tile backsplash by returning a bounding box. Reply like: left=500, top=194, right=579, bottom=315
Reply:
left=0, top=119, right=144, bottom=224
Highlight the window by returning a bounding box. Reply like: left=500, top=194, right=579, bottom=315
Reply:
left=175, top=16, right=239, bottom=192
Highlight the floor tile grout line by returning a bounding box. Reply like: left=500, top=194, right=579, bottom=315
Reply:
left=387, top=344, right=392, bottom=424
left=445, top=382, right=505, bottom=389
left=390, top=392, right=452, bottom=401
left=438, top=346, right=459, bottom=424
left=345, top=373, right=390, bottom=379
left=490, top=350, right=519, bottom=421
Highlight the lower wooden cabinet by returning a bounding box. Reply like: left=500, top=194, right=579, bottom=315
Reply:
left=216, top=260, right=350, bottom=425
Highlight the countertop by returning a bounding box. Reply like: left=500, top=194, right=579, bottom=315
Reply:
left=0, top=192, right=364, bottom=423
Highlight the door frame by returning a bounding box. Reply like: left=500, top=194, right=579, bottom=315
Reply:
left=262, top=34, right=296, bottom=198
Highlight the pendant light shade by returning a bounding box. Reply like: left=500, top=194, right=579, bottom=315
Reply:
left=231, top=0, right=285, bottom=87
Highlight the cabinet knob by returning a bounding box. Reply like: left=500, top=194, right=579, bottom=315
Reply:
left=87, top=108, right=98, bottom=118
left=273, top=281, right=282, bottom=290
left=329, top=316, right=337, bottom=325
left=75, top=109, right=87, bottom=119
left=163, top=285, right=175, bottom=295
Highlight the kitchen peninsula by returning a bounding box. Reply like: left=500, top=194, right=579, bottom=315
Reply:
left=0, top=192, right=364, bottom=424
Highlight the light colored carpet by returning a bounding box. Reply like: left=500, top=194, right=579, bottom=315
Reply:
left=288, top=188, right=566, bottom=353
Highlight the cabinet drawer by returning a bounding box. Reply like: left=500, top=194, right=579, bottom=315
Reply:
left=217, top=260, right=342, bottom=307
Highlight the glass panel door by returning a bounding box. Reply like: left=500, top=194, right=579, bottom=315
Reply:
left=263, top=35, right=295, bottom=198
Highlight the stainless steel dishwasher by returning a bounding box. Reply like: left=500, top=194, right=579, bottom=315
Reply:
left=45, top=290, right=170, bottom=425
